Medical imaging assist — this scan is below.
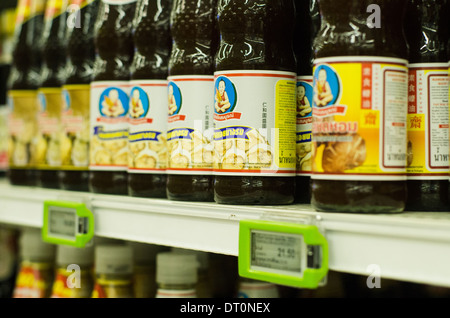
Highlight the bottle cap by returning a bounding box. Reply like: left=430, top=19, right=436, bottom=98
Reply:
left=95, top=244, right=133, bottom=275
left=56, top=244, right=94, bottom=267
left=20, top=227, right=56, bottom=263
left=156, top=251, right=199, bottom=285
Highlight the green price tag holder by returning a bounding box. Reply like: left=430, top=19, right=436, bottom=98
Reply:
left=42, top=200, right=94, bottom=248
left=239, top=219, right=329, bottom=289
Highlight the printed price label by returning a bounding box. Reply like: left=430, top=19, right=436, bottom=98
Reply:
left=250, top=230, right=303, bottom=275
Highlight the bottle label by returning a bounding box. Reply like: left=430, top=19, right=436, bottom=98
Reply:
left=8, top=90, right=39, bottom=169
left=213, top=70, right=297, bottom=177
left=296, top=76, right=313, bottom=175
left=238, top=282, right=279, bottom=298
left=61, top=85, right=90, bottom=171
left=45, top=0, right=68, bottom=21
left=407, top=63, right=449, bottom=179
left=90, top=81, right=130, bottom=171
left=91, top=280, right=134, bottom=298
left=15, top=0, right=32, bottom=26
left=70, top=0, right=95, bottom=6
left=36, top=88, right=63, bottom=169
left=13, top=263, right=51, bottom=298
left=50, top=268, right=92, bottom=298
left=312, top=56, right=408, bottom=181
left=101, top=0, right=138, bottom=4
left=91, top=283, right=107, bottom=298
left=0, top=107, right=9, bottom=170
left=166, top=75, right=214, bottom=175
left=156, top=288, right=197, bottom=298
left=128, top=80, right=168, bottom=174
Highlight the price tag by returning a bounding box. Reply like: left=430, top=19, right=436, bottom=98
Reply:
left=42, top=201, right=94, bottom=247
left=239, top=220, right=328, bottom=289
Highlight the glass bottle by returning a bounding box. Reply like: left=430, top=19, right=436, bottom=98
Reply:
left=91, top=244, right=134, bottom=298
left=293, top=0, right=320, bottom=204
left=166, top=0, right=217, bottom=202
left=7, top=0, right=46, bottom=186
left=155, top=251, right=198, bottom=298
left=59, top=0, right=99, bottom=192
left=36, top=0, right=69, bottom=189
left=13, top=228, right=56, bottom=298
left=404, top=0, right=450, bottom=211
left=214, top=0, right=297, bottom=205
left=50, top=244, right=94, bottom=298
left=128, top=0, right=172, bottom=198
left=311, top=0, right=409, bottom=212
left=89, top=0, right=137, bottom=195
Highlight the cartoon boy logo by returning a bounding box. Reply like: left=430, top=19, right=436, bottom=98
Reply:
left=214, top=76, right=237, bottom=114
left=62, top=89, right=71, bottom=112
left=168, top=82, right=182, bottom=116
left=313, top=68, right=335, bottom=107
left=101, top=88, right=126, bottom=117
left=297, top=83, right=312, bottom=118
left=129, top=87, right=149, bottom=119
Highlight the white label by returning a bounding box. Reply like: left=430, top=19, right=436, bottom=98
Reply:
left=128, top=80, right=168, bottom=174
left=90, top=81, right=129, bottom=171
left=213, top=70, right=297, bottom=177
left=383, top=69, right=408, bottom=168
left=166, top=75, right=214, bottom=175
left=407, top=63, right=449, bottom=180
left=156, top=289, right=197, bottom=298
left=238, top=282, right=280, bottom=298
left=296, top=76, right=313, bottom=175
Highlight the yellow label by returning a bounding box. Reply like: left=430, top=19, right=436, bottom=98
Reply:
left=312, top=57, right=408, bottom=181
left=61, top=85, right=90, bottom=170
left=50, top=268, right=94, bottom=298
left=45, top=0, right=69, bottom=20
left=13, top=262, right=53, bottom=298
left=36, top=88, right=63, bottom=170
left=275, top=80, right=297, bottom=169
left=8, top=90, right=39, bottom=168
left=15, top=0, right=31, bottom=25
left=406, top=64, right=449, bottom=179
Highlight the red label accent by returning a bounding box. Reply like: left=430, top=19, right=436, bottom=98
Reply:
left=213, top=112, right=242, bottom=121
left=168, top=114, right=186, bottom=123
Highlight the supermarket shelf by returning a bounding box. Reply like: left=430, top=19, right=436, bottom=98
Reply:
left=1, top=180, right=450, bottom=288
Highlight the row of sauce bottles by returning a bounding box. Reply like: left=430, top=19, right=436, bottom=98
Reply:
left=5, top=0, right=450, bottom=213
left=9, top=227, right=292, bottom=298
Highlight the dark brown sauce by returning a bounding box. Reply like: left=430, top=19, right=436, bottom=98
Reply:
left=404, top=0, right=450, bottom=211
left=311, top=0, right=409, bottom=213
left=89, top=0, right=136, bottom=195
left=128, top=0, right=172, bottom=198
left=7, top=0, right=45, bottom=186
left=293, top=0, right=320, bottom=204
left=37, top=1, right=68, bottom=189
left=214, top=0, right=296, bottom=205
left=166, top=0, right=217, bottom=202
left=59, top=0, right=99, bottom=192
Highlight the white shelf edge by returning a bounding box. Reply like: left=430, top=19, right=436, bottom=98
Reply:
left=1, top=181, right=450, bottom=287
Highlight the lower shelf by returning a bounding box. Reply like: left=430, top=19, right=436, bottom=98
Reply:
left=1, top=180, right=450, bottom=288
